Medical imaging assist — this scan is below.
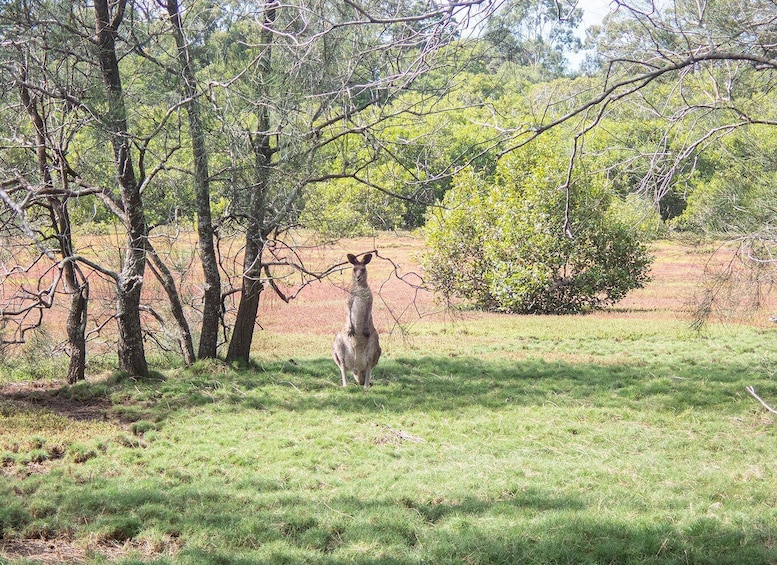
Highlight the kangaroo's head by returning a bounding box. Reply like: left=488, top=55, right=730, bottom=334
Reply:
left=347, top=253, right=372, bottom=286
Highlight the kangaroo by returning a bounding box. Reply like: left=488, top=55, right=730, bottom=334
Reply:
left=332, top=253, right=381, bottom=389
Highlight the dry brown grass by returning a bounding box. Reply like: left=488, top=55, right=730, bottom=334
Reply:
left=271, top=236, right=777, bottom=337
left=1, top=537, right=180, bottom=564
left=3, top=232, right=776, bottom=365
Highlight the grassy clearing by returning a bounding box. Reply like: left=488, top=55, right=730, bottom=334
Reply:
left=2, top=239, right=777, bottom=563
left=2, top=313, right=777, bottom=564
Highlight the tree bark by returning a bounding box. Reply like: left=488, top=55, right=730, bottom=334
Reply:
left=63, top=255, right=89, bottom=385
left=54, top=200, right=89, bottom=385
left=225, top=251, right=264, bottom=364
left=167, top=0, right=221, bottom=359
left=94, top=0, right=149, bottom=377
left=225, top=136, right=272, bottom=364
left=225, top=1, right=277, bottom=364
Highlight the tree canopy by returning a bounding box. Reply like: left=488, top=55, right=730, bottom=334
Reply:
left=0, top=0, right=775, bottom=375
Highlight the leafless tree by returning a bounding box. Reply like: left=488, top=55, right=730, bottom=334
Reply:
left=0, top=24, right=98, bottom=382
left=0, top=0, right=191, bottom=377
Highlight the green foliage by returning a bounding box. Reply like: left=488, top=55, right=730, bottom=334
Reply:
left=301, top=177, right=407, bottom=238
left=483, top=0, right=583, bottom=75
left=0, top=328, right=68, bottom=383
left=304, top=78, right=511, bottom=235
left=608, top=193, right=665, bottom=239
left=674, top=125, right=777, bottom=235
left=424, top=135, right=652, bottom=313
left=420, top=167, right=495, bottom=302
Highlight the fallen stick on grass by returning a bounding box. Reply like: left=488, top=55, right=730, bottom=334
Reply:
left=746, top=386, right=777, bottom=415
left=383, top=424, right=426, bottom=443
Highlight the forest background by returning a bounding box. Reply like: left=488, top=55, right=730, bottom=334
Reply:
left=1, top=0, right=775, bottom=379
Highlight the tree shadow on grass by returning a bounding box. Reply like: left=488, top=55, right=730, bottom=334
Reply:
left=1, top=353, right=768, bottom=427
left=6, top=477, right=773, bottom=564
left=3, top=356, right=777, bottom=564
left=418, top=514, right=777, bottom=565
left=250, top=354, right=764, bottom=416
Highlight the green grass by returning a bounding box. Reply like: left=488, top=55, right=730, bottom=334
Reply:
left=2, top=316, right=777, bottom=563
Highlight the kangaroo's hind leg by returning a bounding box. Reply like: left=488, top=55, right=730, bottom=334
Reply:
left=333, top=350, right=348, bottom=387
left=362, top=338, right=380, bottom=390
left=362, top=368, right=372, bottom=390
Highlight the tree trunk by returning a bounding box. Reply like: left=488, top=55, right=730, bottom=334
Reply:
left=94, top=0, right=148, bottom=377
left=225, top=162, right=269, bottom=364
left=64, top=270, right=89, bottom=385
left=225, top=2, right=277, bottom=365
left=146, top=241, right=196, bottom=365
left=54, top=200, right=89, bottom=385
left=19, top=76, right=89, bottom=384
left=167, top=0, right=221, bottom=359
left=225, top=245, right=263, bottom=364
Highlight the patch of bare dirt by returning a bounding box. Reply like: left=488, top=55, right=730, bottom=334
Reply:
left=1, top=537, right=178, bottom=564
left=0, top=379, right=111, bottom=422
left=2, top=538, right=85, bottom=564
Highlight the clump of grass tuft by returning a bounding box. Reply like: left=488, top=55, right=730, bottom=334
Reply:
left=20, top=449, right=49, bottom=464
left=67, top=443, right=99, bottom=464
left=66, top=381, right=110, bottom=402
left=130, top=420, right=157, bottom=437
left=92, top=515, right=143, bottom=543
left=0, top=503, right=30, bottom=538
left=115, top=434, right=146, bottom=449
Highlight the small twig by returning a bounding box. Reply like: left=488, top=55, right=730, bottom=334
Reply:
left=284, top=381, right=301, bottom=393
left=746, top=386, right=777, bottom=415
left=383, top=424, right=426, bottom=443
left=314, top=498, right=354, bottom=519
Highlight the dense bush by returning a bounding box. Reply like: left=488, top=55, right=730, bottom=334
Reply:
left=423, top=137, right=652, bottom=314
left=301, top=177, right=407, bottom=238
left=673, top=128, right=777, bottom=236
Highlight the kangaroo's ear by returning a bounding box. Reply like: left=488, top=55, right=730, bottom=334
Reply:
left=346, top=253, right=358, bottom=265
left=361, top=253, right=372, bottom=265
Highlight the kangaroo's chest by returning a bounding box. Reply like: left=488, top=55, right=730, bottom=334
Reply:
left=348, top=287, right=373, bottom=325
left=350, top=287, right=372, bottom=302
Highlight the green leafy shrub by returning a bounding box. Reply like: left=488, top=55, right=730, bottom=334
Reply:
left=301, top=176, right=406, bottom=238
left=423, top=137, right=652, bottom=314
left=673, top=128, right=777, bottom=236
left=608, top=193, right=665, bottom=239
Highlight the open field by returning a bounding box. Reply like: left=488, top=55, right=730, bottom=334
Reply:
left=2, top=235, right=777, bottom=564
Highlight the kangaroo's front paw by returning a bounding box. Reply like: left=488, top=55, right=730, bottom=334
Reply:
left=363, top=331, right=370, bottom=338
left=348, top=327, right=356, bottom=337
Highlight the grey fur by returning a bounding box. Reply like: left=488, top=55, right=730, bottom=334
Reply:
left=332, top=253, right=381, bottom=388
